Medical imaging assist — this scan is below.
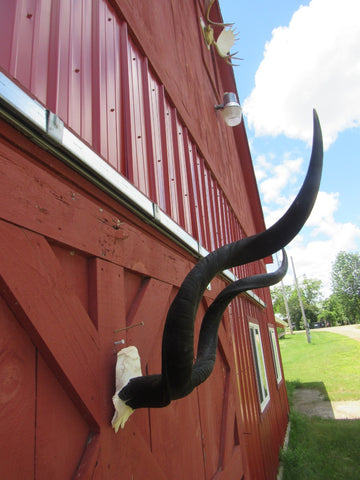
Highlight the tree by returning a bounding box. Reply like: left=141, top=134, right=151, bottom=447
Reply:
left=301, top=278, right=323, bottom=305
left=271, top=278, right=322, bottom=330
left=271, top=284, right=292, bottom=319
left=331, top=251, right=360, bottom=323
left=318, top=294, right=346, bottom=326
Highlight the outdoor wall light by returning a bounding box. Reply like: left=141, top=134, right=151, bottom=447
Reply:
left=215, top=92, right=242, bottom=127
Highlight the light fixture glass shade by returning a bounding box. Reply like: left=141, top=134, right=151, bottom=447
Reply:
left=222, top=103, right=242, bottom=127
left=215, top=92, right=242, bottom=127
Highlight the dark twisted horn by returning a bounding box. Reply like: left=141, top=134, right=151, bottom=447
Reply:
left=190, top=249, right=288, bottom=391
left=118, top=110, right=323, bottom=409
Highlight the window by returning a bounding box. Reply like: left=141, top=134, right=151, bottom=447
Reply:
left=269, top=326, right=283, bottom=385
left=249, top=322, right=270, bottom=411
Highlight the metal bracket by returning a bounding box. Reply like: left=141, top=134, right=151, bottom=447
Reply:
left=46, top=111, right=64, bottom=142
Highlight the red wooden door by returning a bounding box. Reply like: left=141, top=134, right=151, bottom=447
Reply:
left=0, top=220, right=245, bottom=479
left=0, top=128, right=246, bottom=479
left=0, top=220, right=98, bottom=478
left=0, top=219, right=172, bottom=479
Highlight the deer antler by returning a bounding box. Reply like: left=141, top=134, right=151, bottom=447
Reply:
left=213, top=27, right=242, bottom=65
left=205, top=0, right=234, bottom=27
left=201, top=1, right=241, bottom=66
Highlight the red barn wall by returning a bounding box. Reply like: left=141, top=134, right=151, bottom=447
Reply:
left=0, top=1, right=289, bottom=479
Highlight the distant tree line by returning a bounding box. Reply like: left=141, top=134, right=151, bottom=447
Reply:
left=271, top=251, right=360, bottom=330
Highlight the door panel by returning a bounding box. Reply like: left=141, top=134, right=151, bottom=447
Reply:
left=0, top=211, right=246, bottom=478
left=0, top=220, right=100, bottom=427
left=0, top=297, right=36, bottom=479
left=90, top=258, right=170, bottom=479
left=150, top=394, right=205, bottom=480
left=35, top=355, right=91, bottom=480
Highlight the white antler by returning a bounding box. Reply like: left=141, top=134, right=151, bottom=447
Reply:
left=201, top=1, right=242, bottom=66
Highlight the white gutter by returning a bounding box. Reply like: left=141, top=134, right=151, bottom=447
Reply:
left=0, top=71, right=266, bottom=308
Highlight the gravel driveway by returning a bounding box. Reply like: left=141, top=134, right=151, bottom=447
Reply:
left=319, top=324, right=360, bottom=342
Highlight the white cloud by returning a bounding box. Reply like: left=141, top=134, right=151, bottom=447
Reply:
left=258, top=156, right=303, bottom=204
left=244, top=0, right=360, bottom=149
left=254, top=153, right=306, bottom=224
left=244, top=0, right=360, bottom=297
left=285, top=219, right=360, bottom=296
left=266, top=190, right=360, bottom=296
left=253, top=154, right=271, bottom=182
left=306, top=191, right=339, bottom=235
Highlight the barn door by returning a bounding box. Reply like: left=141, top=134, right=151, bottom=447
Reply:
left=0, top=219, right=169, bottom=479
left=0, top=216, right=246, bottom=479
left=196, top=299, right=246, bottom=480
left=0, top=219, right=99, bottom=478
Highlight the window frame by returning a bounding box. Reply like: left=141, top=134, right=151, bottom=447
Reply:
left=268, top=325, right=283, bottom=385
left=249, top=322, right=270, bottom=411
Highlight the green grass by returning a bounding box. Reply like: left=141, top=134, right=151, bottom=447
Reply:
left=280, top=331, right=360, bottom=401
left=279, top=331, right=360, bottom=480
left=281, top=412, right=360, bottom=480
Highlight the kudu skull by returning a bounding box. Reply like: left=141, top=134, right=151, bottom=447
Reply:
left=112, top=110, right=323, bottom=431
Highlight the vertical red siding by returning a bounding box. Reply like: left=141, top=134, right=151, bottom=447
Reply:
left=228, top=294, right=290, bottom=480
left=0, top=0, right=264, bottom=285
left=172, top=116, right=193, bottom=234
left=163, top=101, right=181, bottom=225
left=125, top=38, right=150, bottom=195
left=93, top=0, right=123, bottom=171
left=147, top=70, right=168, bottom=212
left=195, top=154, right=210, bottom=249
left=47, top=0, right=93, bottom=144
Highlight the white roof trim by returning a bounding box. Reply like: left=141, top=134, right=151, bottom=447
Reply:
left=0, top=71, right=266, bottom=309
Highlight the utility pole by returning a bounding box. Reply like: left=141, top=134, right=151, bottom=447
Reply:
left=276, top=253, right=293, bottom=335
left=280, top=279, right=293, bottom=334
left=291, top=256, right=311, bottom=344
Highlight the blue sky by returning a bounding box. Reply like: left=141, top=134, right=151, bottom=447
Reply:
left=219, top=0, right=360, bottom=296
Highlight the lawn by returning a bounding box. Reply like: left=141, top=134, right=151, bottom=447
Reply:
left=279, top=331, right=360, bottom=401
left=279, top=331, right=360, bottom=480
left=281, top=411, right=360, bottom=480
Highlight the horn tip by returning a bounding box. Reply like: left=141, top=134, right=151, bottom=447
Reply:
left=312, top=109, right=323, bottom=146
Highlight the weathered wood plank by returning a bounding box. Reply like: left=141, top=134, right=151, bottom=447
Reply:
left=0, top=127, right=196, bottom=289
left=0, top=296, right=36, bottom=478
left=94, top=258, right=168, bottom=479
left=35, top=355, right=91, bottom=480
left=150, top=393, right=206, bottom=480
left=0, top=220, right=101, bottom=427
left=126, top=277, right=173, bottom=366
left=73, top=434, right=101, bottom=480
